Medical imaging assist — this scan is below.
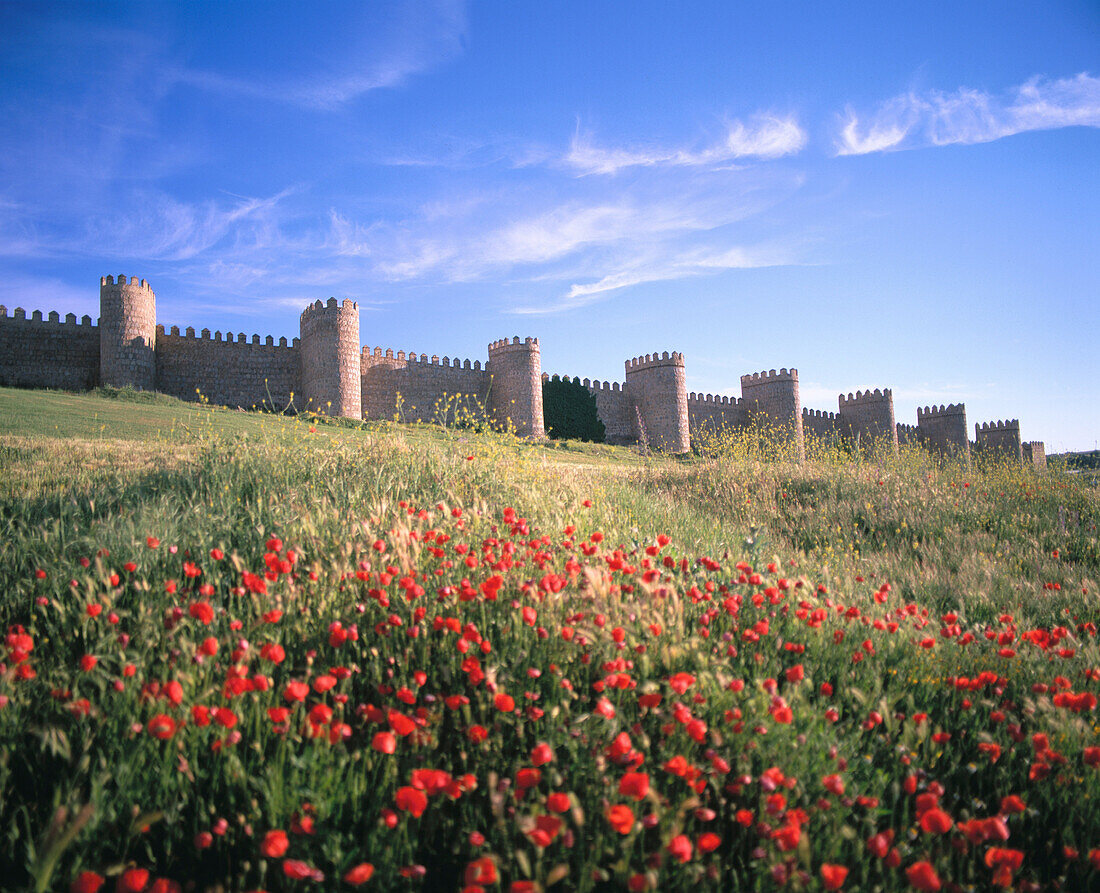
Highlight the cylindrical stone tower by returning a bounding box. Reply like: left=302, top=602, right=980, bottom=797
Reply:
left=299, top=298, right=362, bottom=418
left=487, top=336, right=544, bottom=437
left=974, top=419, right=1022, bottom=463
left=740, top=368, right=805, bottom=460
left=99, top=274, right=156, bottom=389
left=624, top=351, right=690, bottom=454
left=838, top=388, right=899, bottom=454
left=916, top=403, right=969, bottom=462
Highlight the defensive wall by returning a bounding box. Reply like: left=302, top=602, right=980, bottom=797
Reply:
left=0, top=275, right=1046, bottom=465
left=974, top=420, right=1022, bottom=463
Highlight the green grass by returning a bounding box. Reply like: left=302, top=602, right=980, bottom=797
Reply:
left=0, top=386, right=1098, bottom=893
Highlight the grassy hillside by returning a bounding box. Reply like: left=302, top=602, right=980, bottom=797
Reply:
left=1, top=386, right=1098, bottom=892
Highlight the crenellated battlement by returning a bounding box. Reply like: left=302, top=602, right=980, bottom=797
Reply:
left=688, top=392, right=743, bottom=406
left=299, top=297, right=358, bottom=326
left=976, top=419, right=1020, bottom=433
left=101, top=275, right=152, bottom=291
left=299, top=296, right=360, bottom=418
left=157, top=325, right=298, bottom=350
left=839, top=387, right=891, bottom=407
left=488, top=335, right=539, bottom=353
left=917, top=403, right=966, bottom=419
left=0, top=306, right=97, bottom=327
left=363, top=345, right=484, bottom=371
left=99, top=273, right=156, bottom=389
left=741, top=367, right=798, bottom=386
left=625, top=351, right=685, bottom=373
left=485, top=337, right=542, bottom=436
left=0, top=276, right=1049, bottom=463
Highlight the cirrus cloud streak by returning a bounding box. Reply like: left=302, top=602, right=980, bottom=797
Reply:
left=836, top=72, right=1100, bottom=156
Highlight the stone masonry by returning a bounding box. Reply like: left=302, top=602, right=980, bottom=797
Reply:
left=0, top=275, right=1047, bottom=463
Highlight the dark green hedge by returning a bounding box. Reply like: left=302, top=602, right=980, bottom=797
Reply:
left=542, top=376, right=605, bottom=442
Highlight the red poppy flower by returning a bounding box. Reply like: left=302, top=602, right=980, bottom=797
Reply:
left=919, top=808, right=953, bottom=835
left=821, top=864, right=848, bottom=890
left=606, top=804, right=635, bottom=834
left=312, top=675, right=337, bottom=693
left=526, top=814, right=562, bottom=847
left=282, top=859, right=323, bottom=881
left=618, top=771, right=650, bottom=801
left=667, top=834, right=693, bottom=863
left=343, top=863, right=374, bottom=885
left=372, top=731, right=396, bottom=754
left=531, top=742, right=553, bottom=766
left=70, top=871, right=105, bottom=893
left=213, top=708, right=238, bottom=729
left=261, top=830, right=289, bottom=858
left=189, top=602, right=214, bottom=625
left=465, top=857, right=498, bottom=885
left=905, top=861, right=941, bottom=891
left=698, top=832, right=721, bottom=853
left=395, top=786, right=428, bottom=817
left=146, top=714, right=177, bottom=740
left=773, top=823, right=800, bottom=852
left=493, top=692, right=515, bottom=712
left=515, top=768, right=541, bottom=794
left=668, top=672, right=695, bottom=694
left=284, top=681, right=309, bottom=703
left=547, top=792, right=570, bottom=813
left=116, top=868, right=149, bottom=892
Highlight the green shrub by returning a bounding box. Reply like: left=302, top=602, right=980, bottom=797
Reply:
left=542, top=376, right=605, bottom=442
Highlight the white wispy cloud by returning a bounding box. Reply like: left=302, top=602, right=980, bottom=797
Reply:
left=567, top=115, right=806, bottom=175
left=83, top=188, right=300, bottom=262
left=509, top=241, right=791, bottom=315
left=836, top=72, right=1100, bottom=155
left=173, top=1, right=467, bottom=110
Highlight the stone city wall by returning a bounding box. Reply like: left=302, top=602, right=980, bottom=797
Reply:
left=917, top=404, right=970, bottom=461
left=624, top=352, right=690, bottom=453
left=362, top=346, right=490, bottom=423
left=975, top=419, right=1023, bottom=463
left=155, top=326, right=300, bottom=410
left=688, top=392, right=748, bottom=435
left=0, top=306, right=100, bottom=391
left=0, top=275, right=1050, bottom=465
left=802, top=407, right=847, bottom=443
left=838, top=388, right=898, bottom=452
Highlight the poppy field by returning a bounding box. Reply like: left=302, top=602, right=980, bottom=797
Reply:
left=1, top=389, right=1099, bottom=892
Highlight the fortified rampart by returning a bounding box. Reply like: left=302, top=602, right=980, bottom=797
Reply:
left=361, top=346, right=490, bottom=424
left=917, top=404, right=970, bottom=461
left=839, top=388, right=898, bottom=452
left=300, top=299, right=361, bottom=418
left=0, top=275, right=1047, bottom=465
left=975, top=420, right=1022, bottom=463
left=1022, top=441, right=1047, bottom=469
left=487, top=337, right=544, bottom=437
left=689, top=392, right=749, bottom=437
left=155, top=326, right=300, bottom=410
left=802, top=408, right=847, bottom=443
left=0, top=307, right=99, bottom=391
left=99, top=275, right=156, bottom=390
left=742, top=369, right=804, bottom=459
left=625, top=352, right=689, bottom=453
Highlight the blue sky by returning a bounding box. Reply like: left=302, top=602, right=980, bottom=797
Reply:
left=1, top=1, right=1098, bottom=450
